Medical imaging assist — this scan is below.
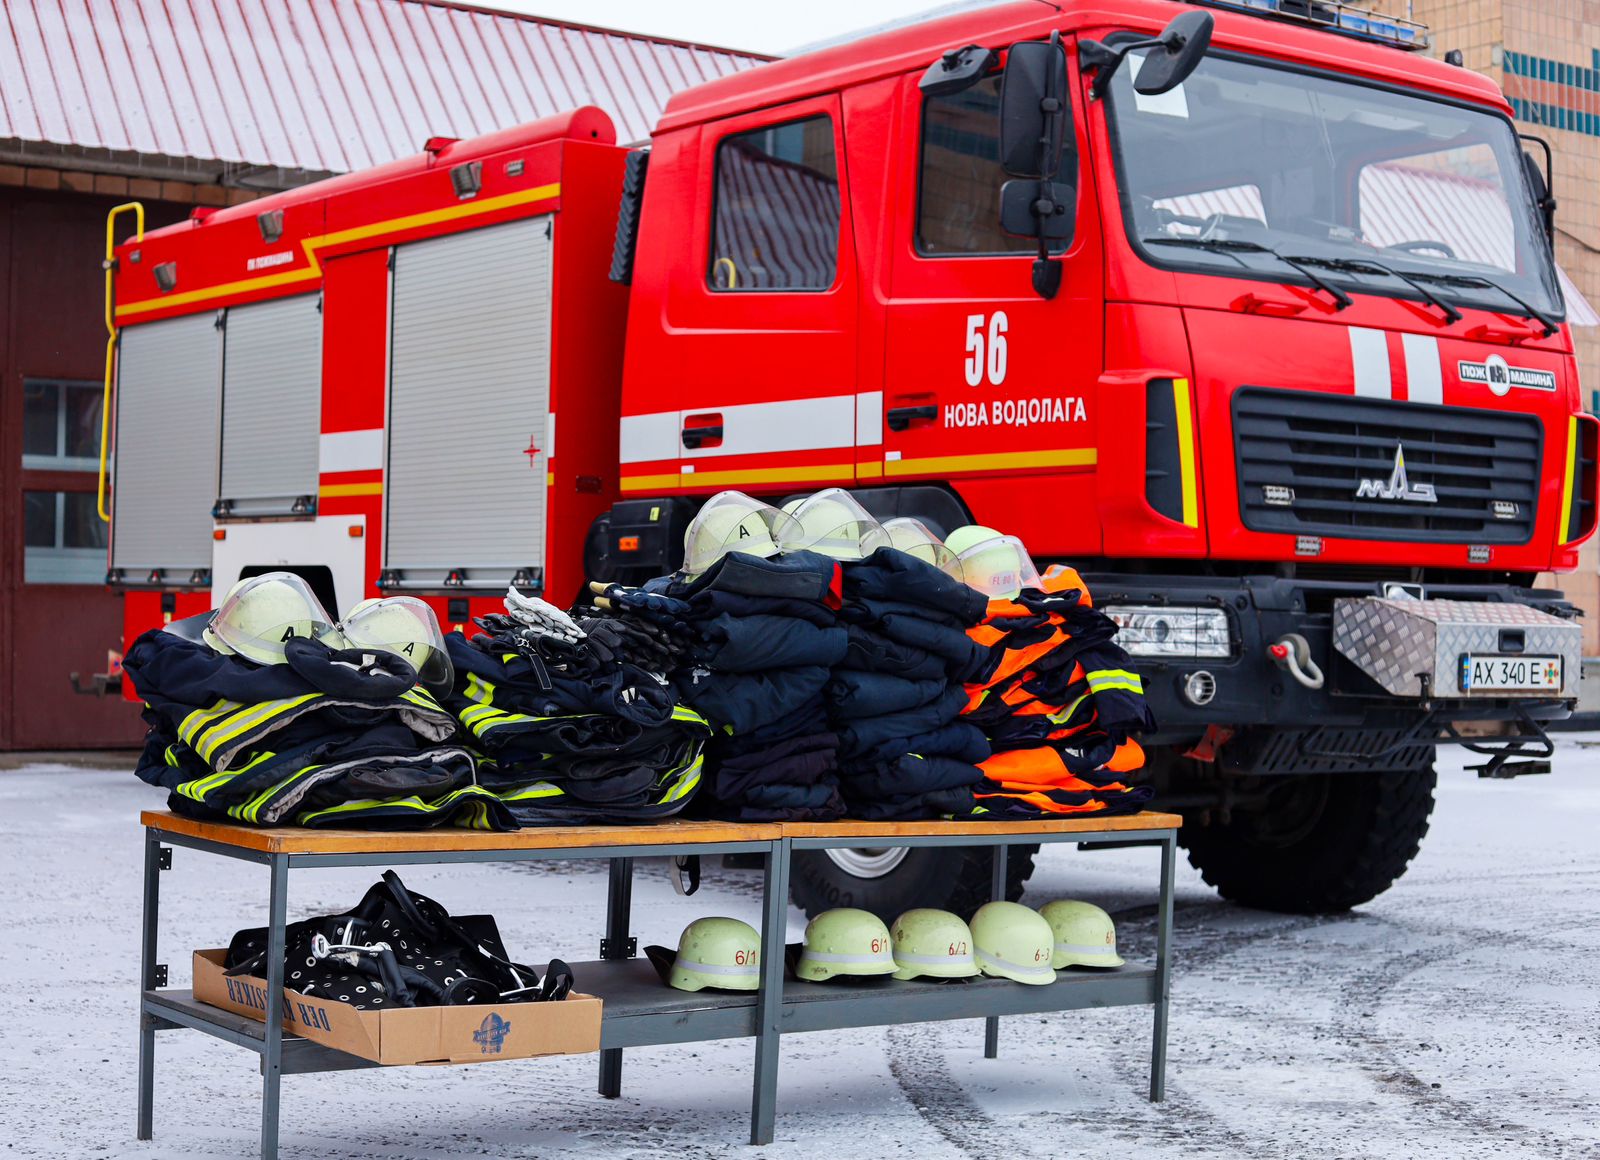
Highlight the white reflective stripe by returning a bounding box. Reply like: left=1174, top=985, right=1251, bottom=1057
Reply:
left=1401, top=333, right=1442, bottom=405
left=544, top=411, right=556, bottom=459
left=975, top=947, right=1054, bottom=977
left=1055, top=942, right=1118, bottom=957
left=801, top=950, right=894, bottom=965
left=673, top=956, right=759, bottom=977
left=619, top=411, right=681, bottom=464
left=681, top=395, right=857, bottom=459
left=855, top=390, right=883, bottom=447
left=1348, top=326, right=1392, bottom=398
left=894, top=950, right=975, bottom=967
left=319, top=428, right=384, bottom=474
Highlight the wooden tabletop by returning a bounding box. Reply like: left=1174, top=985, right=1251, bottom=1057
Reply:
left=143, top=809, right=1181, bottom=855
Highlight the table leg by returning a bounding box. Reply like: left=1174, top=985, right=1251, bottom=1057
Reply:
left=136, top=831, right=162, bottom=1140
left=598, top=856, right=634, bottom=1099
left=1150, top=833, right=1175, bottom=1102
left=984, top=844, right=1008, bottom=1060
left=260, top=854, right=289, bottom=1160
left=750, top=837, right=790, bottom=1146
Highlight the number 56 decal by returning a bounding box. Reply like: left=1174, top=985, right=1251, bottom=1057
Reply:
left=964, top=311, right=1009, bottom=387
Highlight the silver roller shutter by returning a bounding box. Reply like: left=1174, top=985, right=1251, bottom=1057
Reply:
left=386, top=216, right=553, bottom=587
left=219, top=293, right=322, bottom=516
left=112, top=312, right=222, bottom=574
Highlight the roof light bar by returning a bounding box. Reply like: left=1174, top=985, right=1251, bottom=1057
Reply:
left=1188, top=0, right=1430, bottom=52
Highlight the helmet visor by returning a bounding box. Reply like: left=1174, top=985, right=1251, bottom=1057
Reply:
left=209, top=572, right=336, bottom=665
left=682, top=491, right=804, bottom=577
left=334, top=596, right=453, bottom=692
left=882, top=517, right=960, bottom=573
left=954, top=536, right=1043, bottom=599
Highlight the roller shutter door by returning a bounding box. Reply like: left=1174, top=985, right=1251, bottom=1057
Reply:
left=112, top=313, right=222, bottom=575
left=386, top=216, right=553, bottom=587
left=219, top=294, right=322, bottom=516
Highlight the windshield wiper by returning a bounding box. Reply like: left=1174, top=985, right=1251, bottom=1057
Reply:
left=1144, top=236, right=1353, bottom=311
left=1295, top=257, right=1463, bottom=326
left=1417, top=273, right=1559, bottom=336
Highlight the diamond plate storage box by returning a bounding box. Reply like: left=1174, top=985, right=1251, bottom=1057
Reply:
left=1332, top=598, right=1581, bottom=698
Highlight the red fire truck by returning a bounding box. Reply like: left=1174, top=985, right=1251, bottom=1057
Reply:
left=100, top=0, right=1596, bottom=916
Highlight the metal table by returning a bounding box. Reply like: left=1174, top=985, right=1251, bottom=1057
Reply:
left=137, top=809, right=1179, bottom=1157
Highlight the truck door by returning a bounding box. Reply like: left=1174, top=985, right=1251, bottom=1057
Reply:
left=660, top=98, right=861, bottom=495
left=879, top=61, right=1102, bottom=551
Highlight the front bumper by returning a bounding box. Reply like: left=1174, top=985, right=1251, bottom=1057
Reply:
left=1087, top=572, right=1580, bottom=764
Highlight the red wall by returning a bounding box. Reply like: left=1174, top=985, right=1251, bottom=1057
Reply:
left=0, top=187, right=187, bottom=749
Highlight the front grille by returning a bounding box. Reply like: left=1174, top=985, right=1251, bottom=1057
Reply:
left=1233, top=387, right=1542, bottom=543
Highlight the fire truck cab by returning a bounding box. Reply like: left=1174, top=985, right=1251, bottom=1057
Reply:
left=105, top=0, right=1597, bottom=917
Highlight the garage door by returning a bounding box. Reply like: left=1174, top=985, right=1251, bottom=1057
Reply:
left=385, top=216, right=553, bottom=589
left=219, top=293, right=321, bottom=517
left=112, top=312, right=222, bottom=576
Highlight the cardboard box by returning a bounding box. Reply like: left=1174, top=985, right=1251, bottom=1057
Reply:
left=192, top=949, right=601, bottom=1065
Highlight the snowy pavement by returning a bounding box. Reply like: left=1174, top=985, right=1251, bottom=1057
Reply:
left=1, top=741, right=1596, bottom=1159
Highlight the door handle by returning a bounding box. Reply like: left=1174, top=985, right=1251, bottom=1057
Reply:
left=887, top=405, right=938, bottom=432
left=1231, top=292, right=1307, bottom=317
left=682, top=414, right=724, bottom=450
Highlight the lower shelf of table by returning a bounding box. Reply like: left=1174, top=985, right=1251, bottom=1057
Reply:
left=145, top=956, right=1156, bottom=1072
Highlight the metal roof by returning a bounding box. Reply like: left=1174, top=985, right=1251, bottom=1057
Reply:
left=0, top=0, right=768, bottom=185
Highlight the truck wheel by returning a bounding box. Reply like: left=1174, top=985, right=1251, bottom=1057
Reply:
left=789, top=844, right=1036, bottom=922
left=1179, top=763, right=1436, bottom=914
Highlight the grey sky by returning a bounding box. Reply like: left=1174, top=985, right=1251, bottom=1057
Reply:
left=475, top=1, right=964, bottom=55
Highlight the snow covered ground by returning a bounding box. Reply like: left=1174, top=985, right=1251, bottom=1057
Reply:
left=0, top=741, right=1596, bottom=1159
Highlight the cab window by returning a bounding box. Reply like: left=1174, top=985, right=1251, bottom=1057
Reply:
left=918, top=75, right=1072, bottom=255
left=709, top=115, right=840, bottom=291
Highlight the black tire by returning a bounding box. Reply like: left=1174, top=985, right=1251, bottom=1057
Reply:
left=789, top=844, right=1037, bottom=922
left=1179, top=764, right=1436, bottom=914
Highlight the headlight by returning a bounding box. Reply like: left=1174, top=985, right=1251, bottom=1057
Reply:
left=1103, top=605, right=1232, bottom=658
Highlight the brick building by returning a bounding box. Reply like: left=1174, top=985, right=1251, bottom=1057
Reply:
left=0, top=0, right=761, bottom=750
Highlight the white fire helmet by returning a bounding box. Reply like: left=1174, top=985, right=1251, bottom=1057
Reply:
left=325, top=596, right=454, bottom=695
left=943, top=526, right=1043, bottom=600
left=780, top=489, right=891, bottom=560
left=681, top=491, right=803, bottom=579
left=202, top=572, right=336, bottom=665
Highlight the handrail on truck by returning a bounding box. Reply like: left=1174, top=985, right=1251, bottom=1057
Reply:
left=100, top=201, right=145, bottom=523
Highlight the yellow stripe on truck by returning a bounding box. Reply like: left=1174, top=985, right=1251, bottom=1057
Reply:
left=886, top=447, right=1096, bottom=477
left=1559, top=414, right=1578, bottom=543
left=1173, top=377, right=1199, bottom=528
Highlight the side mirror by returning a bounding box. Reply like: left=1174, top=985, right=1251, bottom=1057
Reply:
left=1132, top=10, right=1213, bottom=95
left=1520, top=141, right=1556, bottom=244
left=1081, top=9, right=1214, bottom=100
left=998, top=39, right=1068, bottom=179
left=1000, top=180, right=1074, bottom=240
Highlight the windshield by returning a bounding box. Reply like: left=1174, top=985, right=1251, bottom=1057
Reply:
left=1105, top=50, right=1563, bottom=319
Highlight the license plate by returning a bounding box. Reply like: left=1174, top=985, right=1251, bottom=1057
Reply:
left=1460, top=655, right=1562, bottom=693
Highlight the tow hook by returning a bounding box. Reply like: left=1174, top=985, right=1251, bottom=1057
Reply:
left=69, top=671, right=122, bottom=697
left=1269, top=634, right=1325, bottom=690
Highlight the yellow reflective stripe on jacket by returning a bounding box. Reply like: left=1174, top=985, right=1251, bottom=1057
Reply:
left=400, top=688, right=445, bottom=713
left=463, top=673, right=496, bottom=706
left=1047, top=693, right=1091, bottom=725
left=229, top=763, right=326, bottom=823
left=498, top=781, right=565, bottom=803
left=178, top=700, right=245, bottom=746
left=658, top=754, right=703, bottom=803
left=295, top=785, right=497, bottom=827
left=1086, top=669, right=1144, bottom=695
left=671, top=705, right=711, bottom=731
left=185, top=692, right=323, bottom=767
left=176, top=748, right=278, bottom=803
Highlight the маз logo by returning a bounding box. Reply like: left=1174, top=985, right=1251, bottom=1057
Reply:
left=1355, top=444, right=1437, bottom=504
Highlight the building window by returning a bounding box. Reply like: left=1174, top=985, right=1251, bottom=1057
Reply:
left=23, top=378, right=103, bottom=471
left=709, top=115, right=840, bottom=291
left=23, top=491, right=107, bottom=584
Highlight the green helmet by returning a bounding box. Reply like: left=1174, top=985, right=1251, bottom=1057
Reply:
left=795, top=907, right=897, bottom=981
left=889, top=908, right=979, bottom=981
left=970, top=901, right=1056, bottom=986
left=669, top=917, right=762, bottom=992
left=1039, top=900, right=1124, bottom=969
